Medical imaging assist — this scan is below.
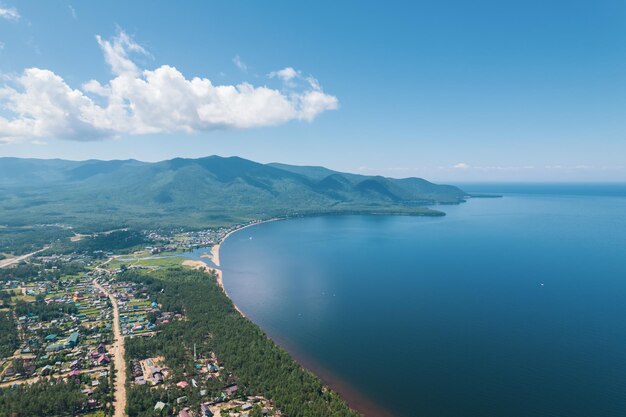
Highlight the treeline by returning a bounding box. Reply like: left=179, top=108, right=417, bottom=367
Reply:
left=121, top=268, right=361, bottom=417
left=0, top=261, right=85, bottom=282
left=0, top=311, right=18, bottom=357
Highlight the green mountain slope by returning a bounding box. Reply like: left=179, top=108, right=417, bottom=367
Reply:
left=0, top=156, right=467, bottom=230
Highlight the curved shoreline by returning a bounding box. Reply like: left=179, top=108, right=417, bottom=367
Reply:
left=186, top=218, right=284, bottom=318
left=211, top=217, right=284, bottom=269
left=203, top=217, right=395, bottom=417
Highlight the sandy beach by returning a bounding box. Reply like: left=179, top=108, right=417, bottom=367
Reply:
left=184, top=218, right=283, bottom=318
left=210, top=244, right=220, bottom=267
left=190, top=217, right=392, bottom=416
left=207, top=218, right=284, bottom=272
left=209, top=218, right=281, bottom=268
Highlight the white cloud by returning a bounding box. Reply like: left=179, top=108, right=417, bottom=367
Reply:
left=0, top=41, right=4, bottom=50
left=68, top=5, right=77, bottom=19
left=269, top=67, right=299, bottom=82
left=232, top=55, right=247, bottom=71
left=452, top=163, right=540, bottom=171
left=0, top=31, right=338, bottom=143
left=0, top=6, right=19, bottom=21
left=95, top=31, right=148, bottom=77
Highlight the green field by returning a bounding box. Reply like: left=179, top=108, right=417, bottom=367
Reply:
left=108, top=256, right=186, bottom=270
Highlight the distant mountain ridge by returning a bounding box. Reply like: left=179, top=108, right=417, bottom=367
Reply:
left=0, top=156, right=467, bottom=230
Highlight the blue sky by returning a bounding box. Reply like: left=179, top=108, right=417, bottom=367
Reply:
left=0, top=0, right=625, bottom=182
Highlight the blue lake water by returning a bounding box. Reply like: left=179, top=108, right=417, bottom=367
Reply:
left=219, top=185, right=626, bottom=417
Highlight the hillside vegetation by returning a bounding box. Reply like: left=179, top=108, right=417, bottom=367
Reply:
left=0, top=156, right=466, bottom=230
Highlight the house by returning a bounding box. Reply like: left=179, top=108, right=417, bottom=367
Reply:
left=131, top=360, right=143, bottom=377
left=222, top=384, right=238, bottom=397
left=154, top=401, right=166, bottom=411
left=97, top=343, right=107, bottom=354
left=67, top=332, right=79, bottom=348
left=178, top=410, right=191, bottom=417
left=97, top=354, right=111, bottom=365
left=200, top=403, right=214, bottom=417
left=177, top=380, right=189, bottom=388
left=152, top=370, right=164, bottom=385
left=46, top=343, right=64, bottom=352
left=69, top=369, right=81, bottom=381
left=40, top=365, right=53, bottom=376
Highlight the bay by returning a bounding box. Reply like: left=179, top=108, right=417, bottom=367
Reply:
left=219, top=185, right=626, bottom=417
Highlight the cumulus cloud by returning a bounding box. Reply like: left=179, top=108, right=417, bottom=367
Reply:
left=453, top=162, right=470, bottom=169
left=0, top=6, right=19, bottom=21
left=0, top=31, right=338, bottom=143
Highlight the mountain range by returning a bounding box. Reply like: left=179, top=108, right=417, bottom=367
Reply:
left=0, top=156, right=467, bottom=230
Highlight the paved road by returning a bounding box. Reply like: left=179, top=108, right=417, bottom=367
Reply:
left=93, top=279, right=127, bottom=417
left=0, top=248, right=47, bottom=269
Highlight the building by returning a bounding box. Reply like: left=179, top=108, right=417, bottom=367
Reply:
left=67, top=332, right=79, bottom=348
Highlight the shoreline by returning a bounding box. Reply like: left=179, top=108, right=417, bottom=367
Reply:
left=184, top=218, right=284, bottom=318
left=211, top=217, right=284, bottom=269
left=203, top=216, right=396, bottom=417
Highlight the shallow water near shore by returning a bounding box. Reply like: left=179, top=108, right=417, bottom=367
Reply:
left=219, top=185, right=626, bottom=417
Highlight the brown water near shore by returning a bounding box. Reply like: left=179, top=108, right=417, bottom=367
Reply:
left=216, top=220, right=397, bottom=417
left=267, top=330, right=397, bottom=417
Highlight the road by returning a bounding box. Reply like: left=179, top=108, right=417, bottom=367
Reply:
left=0, top=247, right=48, bottom=269
left=93, top=279, right=127, bottom=417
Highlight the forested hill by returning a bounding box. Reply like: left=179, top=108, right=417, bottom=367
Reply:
left=0, top=156, right=467, bottom=230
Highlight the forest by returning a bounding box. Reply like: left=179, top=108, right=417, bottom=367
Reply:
left=0, top=226, right=74, bottom=256
left=44, top=230, right=151, bottom=256
left=0, top=311, right=19, bottom=357
left=0, top=375, right=112, bottom=417
left=121, top=267, right=361, bottom=417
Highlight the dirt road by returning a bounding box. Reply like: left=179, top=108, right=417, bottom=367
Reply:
left=93, top=279, right=126, bottom=417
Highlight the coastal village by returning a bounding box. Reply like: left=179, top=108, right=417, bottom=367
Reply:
left=0, top=222, right=282, bottom=417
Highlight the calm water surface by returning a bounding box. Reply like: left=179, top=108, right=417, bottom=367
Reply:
left=219, top=186, right=626, bottom=417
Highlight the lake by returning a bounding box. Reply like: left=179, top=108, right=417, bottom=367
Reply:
left=218, top=184, right=626, bottom=417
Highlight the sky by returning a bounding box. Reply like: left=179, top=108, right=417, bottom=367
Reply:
left=0, top=0, right=625, bottom=182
